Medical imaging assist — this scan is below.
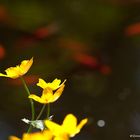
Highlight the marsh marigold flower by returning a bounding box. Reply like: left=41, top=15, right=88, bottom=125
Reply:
left=9, top=130, right=53, bottom=140
left=0, top=57, right=33, bottom=79
left=44, top=114, right=88, bottom=140
left=28, top=84, right=65, bottom=104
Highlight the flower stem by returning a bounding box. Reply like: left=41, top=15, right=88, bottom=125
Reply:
left=36, top=104, right=46, bottom=120
left=20, top=77, right=35, bottom=133
left=47, top=103, right=50, bottom=119
left=36, top=103, right=50, bottom=121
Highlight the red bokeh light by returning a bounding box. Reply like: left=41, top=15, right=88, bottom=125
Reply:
left=0, top=45, right=6, bottom=59
left=99, top=65, right=112, bottom=75
left=124, top=23, right=140, bottom=36
left=7, top=75, right=39, bottom=86
left=74, top=53, right=98, bottom=68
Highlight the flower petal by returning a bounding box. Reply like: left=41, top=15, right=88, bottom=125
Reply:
left=52, top=84, right=65, bottom=102
left=50, top=78, right=61, bottom=90
left=62, top=114, right=88, bottom=137
left=5, top=67, right=21, bottom=79
left=9, top=136, right=21, bottom=140
left=62, top=114, right=77, bottom=136
left=45, top=120, right=63, bottom=136
left=22, top=130, right=53, bottom=140
left=0, top=73, right=9, bottom=77
left=54, top=135, right=69, bottom=140
left=29, top=94, right=47, bottom=104
left=37, top=78, right=64, bottom=90
left=19, top=57, right=33, bottom=74
left=59, top=79, right=66, bottom=88
left=37, top=78, right=48, bottom=89
left=77, top=118, right=88, bottom=131
left=41, top=88, right=53, bottom=103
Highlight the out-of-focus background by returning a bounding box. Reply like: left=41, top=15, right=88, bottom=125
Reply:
left=0, top=0, right=140, bottom=140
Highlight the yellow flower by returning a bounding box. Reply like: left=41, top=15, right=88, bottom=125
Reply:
left=28, top=83, right=65, bottom=104
left=37, top=78, right=66, bottom=90
left=44, top=114, right=88, bottom=140
left=9, top=130, right=53, bottom=140
left=0, top=57, right=33, bottom=79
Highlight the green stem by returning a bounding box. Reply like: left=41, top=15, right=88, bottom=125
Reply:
left=36, top=104, right=46, bottom=120
left=20, top=77, right=35, bottom=133
left=47, top=103, right=50, bottom=119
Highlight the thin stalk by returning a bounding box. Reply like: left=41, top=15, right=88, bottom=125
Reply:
left=20, top=77, right=35, bottom=133
left=47, top=103, right=50, bottom=119
left=36, top=104, right=46, bottom=120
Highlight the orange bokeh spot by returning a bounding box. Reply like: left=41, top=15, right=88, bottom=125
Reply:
left=100, top=65, right=112, bottom=75
left=7, top=75, right=39, bottom=86
left=125, top=23, right=140, bottom=36
left=74, top=53, right=98, bottom=68
left=34, top=24, right=59, bottom=39
left=0, top=45, right=6, bottom=59
left=34, top=27, right=49, bottom=39
left=58, top=38, right=88, bottom=53
left=0, top=5, right=9, bottom=21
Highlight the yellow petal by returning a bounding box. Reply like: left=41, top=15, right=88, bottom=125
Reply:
left=29, top=94, right=47, bottom=104
left=52, top=84, right=65, bottom=102
left=59, top=79, right=67, bottom=88
left=37, top=78, right=65, bottom=90
left=54, top=135, right=69, bottom=140
left=5, top=67, right=21, bottom=79
left=19, top=57, right=33, bottom=74
left=0, top=73, right=9, bottom=77
left=77, top=118, right=88, bottom=131
left=9, top=136, right=21, bottom=140
left=22, top=130, right=53, bottom=140
left=45, top=114, right=77, bottom=137
left=37, top=78, right=48, bottom=89
left=49, top=79, right=61, bottom=90
left=44, top=120, right=63, bottom=136
left=62, top=114, right=88, bottom=137
left=42, top=130, right=53, bottom=140
left=41, top=88, right=53, bottom=102
left=62, top=114, right=77, bottom=136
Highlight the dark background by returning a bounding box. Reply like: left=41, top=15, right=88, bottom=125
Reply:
left=0, top=0, right=140, bottom=140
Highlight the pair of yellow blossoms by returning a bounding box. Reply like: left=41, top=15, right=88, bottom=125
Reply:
left=0, top=58, right=88, bottom=140
left=10, top=114, right=88, bottom=140
left=0, top=57, right=65, bottom=104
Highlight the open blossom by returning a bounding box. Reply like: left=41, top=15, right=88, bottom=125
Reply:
left=37, top=78, right=66, bottom=90
left=9, top=130, right=53, bottom=140
left=28, top=84, right=65, bottom=104
left=0, top=57, right=33, bottom=79
left=44, top=114, right=88, bottom=140
left=28, top=78, right=66, bottom=104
